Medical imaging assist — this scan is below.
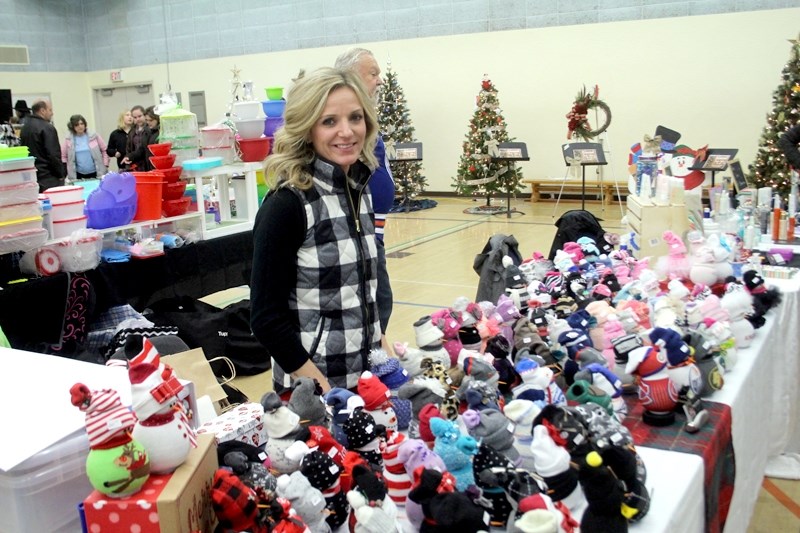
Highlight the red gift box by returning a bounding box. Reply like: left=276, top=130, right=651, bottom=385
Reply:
left=82, top=433, right=217, bottom=533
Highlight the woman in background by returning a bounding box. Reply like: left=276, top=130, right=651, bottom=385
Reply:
left=250, top=68, right=380, bottom=394
left=61, top=114, right=108, bottom=181
left=106, top=109, right=132, bottom=169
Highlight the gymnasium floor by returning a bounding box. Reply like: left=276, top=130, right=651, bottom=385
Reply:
left=228, top=195, right=799, bottom=532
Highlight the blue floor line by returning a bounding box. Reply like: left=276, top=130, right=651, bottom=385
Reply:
left=394, top=300, right=448, bottom=309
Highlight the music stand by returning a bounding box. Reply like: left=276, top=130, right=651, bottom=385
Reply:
left=490, top=142, right=529, bottom=218
left=561, top=142, right=608, bottom=211
left=387, top=142, right=423, bottom=212
left=689, top=148, right=738, bottom=187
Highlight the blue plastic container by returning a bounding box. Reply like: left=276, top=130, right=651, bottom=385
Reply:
left=261, top=100, right=286, bottom=118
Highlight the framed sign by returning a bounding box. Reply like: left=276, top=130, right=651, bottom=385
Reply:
left=729, top=160, right=748, bottom=191
left=562, top=142, right=607, bottom=165
left=690, top=148, right=738, bottom=171
left=388, top=142, right=423, bottom=161
left=494, top=142, right=530, bottom=161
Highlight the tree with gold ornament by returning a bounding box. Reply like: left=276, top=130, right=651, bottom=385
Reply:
left=377, top=63, right=427, bottom=205
left=750, top=34, right=800, bottom=197
left=453, top=75, right=524, bottom=203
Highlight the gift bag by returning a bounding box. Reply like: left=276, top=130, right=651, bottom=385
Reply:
left=162, top=348, right=233, bottom=405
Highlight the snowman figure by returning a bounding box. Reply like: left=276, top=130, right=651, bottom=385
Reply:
left=129, top=338, right=195, bottom=474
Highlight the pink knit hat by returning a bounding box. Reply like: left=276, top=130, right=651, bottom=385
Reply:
left=70, top=384, right=136, bottom=448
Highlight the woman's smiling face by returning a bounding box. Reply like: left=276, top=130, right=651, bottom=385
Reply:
left=309, top=86, right=365, bottom=174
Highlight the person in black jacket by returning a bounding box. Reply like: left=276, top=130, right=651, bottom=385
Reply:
left=121, top=105, right=149, bottom=170
left=106, top=109, right=133, bottom=170
left=778, top=124, right=800, bottom=170
left=122, top=106, right=160, bottom=171
left=20, top=100, right=65, bottom=191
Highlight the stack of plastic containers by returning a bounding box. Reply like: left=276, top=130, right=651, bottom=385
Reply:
left=159, top=108, right=201, bottom=166
left=45, top=185, right=87, bottom=239
left=262, top=86, right=285, bottom=145
left=0, top=148, right=48, bottom=252
left=84, top=172, right=137, bottom=229
left=200, top=125, right=235, bottom=165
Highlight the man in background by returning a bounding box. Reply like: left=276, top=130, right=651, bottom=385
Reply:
left=20, top=100, right=65, bottom=191
left=335, top=48, right=396, bottom=350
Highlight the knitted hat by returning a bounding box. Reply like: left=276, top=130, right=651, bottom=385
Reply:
left=342, top=407, right=384, bottom=450
left=407, top=468, right=489, bottom=531
left=513, top=509, right=558, bottom=533
left=495, top=294, right=521, bottom=323
left=395, top=342, right=425, bottom=378
left=578, top=451, right=628, bottom=533
left=473, top=442, right=514, bottom=487
left=357, top=371, right=392, bottom=411
left=397, top=378, right=445, bottom=416
left=210, top=469, right=261, bottom=533
left=276, top=471, right=327, bottom=528
left=370, top=349, right=409, bottom=390
left=462, top=408, right=519, bottom=462
left=398, top=438, right=446, bottom=475
left=70, top=384, right=136, bottom=448
left=222, top=451, right=277, bottom=493
left=648, top=327, right=691, bottom=366
left=503, top=255, right=527, bottom=288
left=458, top=326, right=482, bottom=350
left=128, top=359, right=182, bottom=421
left=529, top=425, right=570, bottom=478
left=415, top=315, right=444, bottom=347
left=308, top=424, right=349, bottom=467
left=287, top=377, right=328, bottom=427
left=464, top=380, right=500, bottom=411
left=453, top=296, right=483, bottom=327
left=504, top=399, right=540, bottom=436
left=261, top=392, right=301, bottom=439
left=485, top=334, right=512, bottom=359
left=462, top=356, right=499, bottom=383
left=418, top=403, right=442, bottom=444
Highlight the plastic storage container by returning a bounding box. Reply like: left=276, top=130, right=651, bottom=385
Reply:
left=0, top=167, right=37, bottom=186
left=238, top=137, right=271, bottom=162
left=264, top=117, right=284, bottom=137
left=51, top=200, right=85, bottom=222
left=51, top=215, right=88, bottom=239
left=201, top=146, right=235, bottom=165
left=0, top=430, right=91, bottom=533
left=0, top=228, right=48, bottom=254
left=0, top=156, right=35, bottom=172
left=201, top=127, right=234, bottom=147
left=234, top=118, right=266, bottom=139
left=0, top=182, right=39, bottom=207
left=0, top=201, right=41, bottom=223
left=44, top=185, right=84, bottom=205
left=232, top=101, right=262, bottom=119
left=261, top=100, right=286, bottom=118
left=0, top=216, right=43, bottom=238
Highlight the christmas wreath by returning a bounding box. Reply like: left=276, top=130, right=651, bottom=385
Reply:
left=566, top=85, right=612, bottom=140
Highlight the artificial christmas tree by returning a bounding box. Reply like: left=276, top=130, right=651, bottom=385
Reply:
left=377, top=63, right=428, bottom=207
left=453, top=75, right=524, bottom=211
left=750, top=34, right=800, bottom=197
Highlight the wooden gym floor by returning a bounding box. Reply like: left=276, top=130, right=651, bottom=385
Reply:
left=223, top=195, right=799, bottom=532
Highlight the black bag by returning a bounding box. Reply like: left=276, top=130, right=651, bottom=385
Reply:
left=145, top=296, right=270, bottom=376
left=548, top=210, right=613, bottom=260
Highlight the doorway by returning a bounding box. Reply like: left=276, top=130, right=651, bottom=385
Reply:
left=188, top=91, right=208, bottom=128
left=92, top=84, right=154, bottom=169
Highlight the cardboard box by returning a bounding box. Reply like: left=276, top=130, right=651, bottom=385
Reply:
left=196, top=402, right=267, bottom=446
left=82, top=433, right=218, bottom=533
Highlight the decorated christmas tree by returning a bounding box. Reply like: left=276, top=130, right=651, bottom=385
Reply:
left=453, top=75, right=524, bottom=204
left=750, top=35, right=800, bottom=196
left=377, top=63, right=427, bottom=205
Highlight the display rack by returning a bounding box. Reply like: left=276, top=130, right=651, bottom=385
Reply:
left=183, top=161, right=264, bottom=240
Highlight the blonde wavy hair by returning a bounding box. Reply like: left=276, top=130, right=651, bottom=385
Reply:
left=265, top=67, right=378, bottom=190
left=117, top=110, right=130, bottom=129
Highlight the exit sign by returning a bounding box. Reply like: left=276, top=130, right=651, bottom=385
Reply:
left=110, top=70, right=123, bottom=82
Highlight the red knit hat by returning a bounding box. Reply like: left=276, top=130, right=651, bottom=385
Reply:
left=70, top=384, right=136, bottom=449
left=418, top=403, right=442, bottom=444
left=357, top=371, right=391, bottom=411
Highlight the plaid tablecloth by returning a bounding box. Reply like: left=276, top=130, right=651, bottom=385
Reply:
left=622, top=396, right=735, bottom=533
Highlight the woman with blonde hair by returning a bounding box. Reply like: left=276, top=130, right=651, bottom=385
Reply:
left=106, top=109, right=132, bottom=169
left=250, top=67, right=380, bottom=395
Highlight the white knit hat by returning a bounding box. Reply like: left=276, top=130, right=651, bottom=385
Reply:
left=414, top=316, right=444, bottom=348
left=530, top=425, right=570, bottom=478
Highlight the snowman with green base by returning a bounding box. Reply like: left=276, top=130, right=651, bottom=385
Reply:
left=70, top=384, right=151, bottom=497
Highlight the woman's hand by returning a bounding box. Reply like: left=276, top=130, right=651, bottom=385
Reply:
left=291, top=359, right=332, bottom=394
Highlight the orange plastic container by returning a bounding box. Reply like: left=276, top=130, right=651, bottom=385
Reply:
left=133, top=174, right=164, bottom=221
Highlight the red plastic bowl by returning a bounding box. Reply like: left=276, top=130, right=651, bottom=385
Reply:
left=148, top=143, right=173, bottom=156
left=237, top=137, right=271, bottom=162
left=162, top=196, right=191, bottom=217
left=162, top=180, right=187, bottom=200
left=149, top=154, right=177, bottom=170
left=160, top=166, right=183, bottom=183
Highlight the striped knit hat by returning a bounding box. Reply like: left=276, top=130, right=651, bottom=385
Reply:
left=382, top=430, right=412, bottom=505
left=70, top=384, right=136, bottom=449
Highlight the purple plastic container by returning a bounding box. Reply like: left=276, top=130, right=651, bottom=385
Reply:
left=264, top=117, right=284, bottom=137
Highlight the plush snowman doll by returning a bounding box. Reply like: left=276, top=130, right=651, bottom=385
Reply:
left=129, top=343, right=195, bottom=474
